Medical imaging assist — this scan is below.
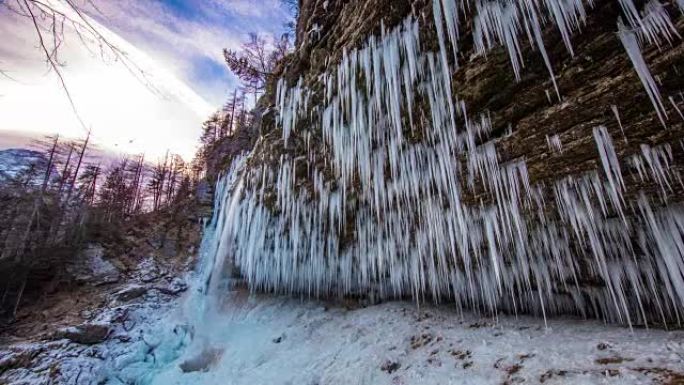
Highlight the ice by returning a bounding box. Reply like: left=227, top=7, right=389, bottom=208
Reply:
left=473, top=0, right=526, bottom=80
left=593, top=126, right=625, bottom=219
left=638, top=143, right=675, bottom=198
left=620, top=0, right=681, bottom=47
left=96, top=299, right=684, bottom=385
left=617, top=20, right=668, bottom=127
left=671, top=95, right=684, bottom=121
left=277, top=78, right=309, bottom=146
left=640, top=0, right=681, bottom=48
left=237, top=12, right=684, bottom=325
left=611, top=104, right=627, bottom=140
left=546, top=134, right=563, bottom=153
left=433, top=0, right=461, bottom=67
left=618, top=0, right=645, bottom=34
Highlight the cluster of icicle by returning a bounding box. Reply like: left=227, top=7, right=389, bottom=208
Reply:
left=205, top=0, right=684, bottom=326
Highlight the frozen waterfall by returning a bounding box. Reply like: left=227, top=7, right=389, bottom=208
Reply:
left=201, top=0, right=684, bottom=327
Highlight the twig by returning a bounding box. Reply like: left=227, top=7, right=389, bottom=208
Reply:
left=22, top=0, right=88, bottom=132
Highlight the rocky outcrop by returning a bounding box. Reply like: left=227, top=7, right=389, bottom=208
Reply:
left=285, top=0, right=684, bottom=189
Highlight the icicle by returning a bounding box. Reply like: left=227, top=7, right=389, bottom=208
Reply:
left=618, top=0, right=645, bottom=33
left=474, top=0, right=565, bottom=97
left=434, top=0, right=461, bottom=67
left=473, top=0, right=525, bottom=80
left=593, top=126, right=625, bottom=219
left=640, top=143, right=674, bottom=197
left=639, top=0, right=681, bottom=48
left=546, top=134, right=563, bottom=153
left=670, top=96, right=684, bottom=121
left=617, top=20, right=668, bottom=127
left=209, top=12, right=684, bottom=327
left=610, top=105, right=627, bottom=141
left=543, top=0, right=581, bottom=57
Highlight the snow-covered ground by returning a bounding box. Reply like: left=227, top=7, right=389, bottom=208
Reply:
left=0, top=148, right=43, bottom=182
left=139, top=294, right=684, bottom=385
left=2, top=280, right=684, bottom=384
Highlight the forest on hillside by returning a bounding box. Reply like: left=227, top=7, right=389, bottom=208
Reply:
left=0, top=0, right=297, bottom=323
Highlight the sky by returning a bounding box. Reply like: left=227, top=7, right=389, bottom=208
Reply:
left=0, top=0, right=292, bottom=160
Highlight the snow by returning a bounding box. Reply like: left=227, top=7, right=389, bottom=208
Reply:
left=0, top=286, right=183, bottom=385
left=3, top=283, right=684, bottom=384
left=67, top=244, right=121, bottom=285
left=0, top=148, right=45, bottom=183
left=8, top=266, right=683, bottom=385
left=141, top=297, right=684, bottom=385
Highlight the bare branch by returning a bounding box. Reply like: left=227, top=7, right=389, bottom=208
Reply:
left=223, top=32, right=291, bottom=100
left=1, top=0, right=164, bottom=128
left=22, top=0, right=88, bottom=131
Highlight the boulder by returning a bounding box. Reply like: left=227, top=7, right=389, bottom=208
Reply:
left=57, top=323, right=111, bottom=345
left=115, top=285, right=148, bottom=302
left=179, top=347, right=224, bottom=373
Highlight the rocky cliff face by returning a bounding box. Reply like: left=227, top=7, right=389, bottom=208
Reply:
left=288, top=0, right=683, bottom=189
left=213, top=0, right=684, bottom=325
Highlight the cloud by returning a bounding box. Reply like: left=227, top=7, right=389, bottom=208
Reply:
left=86, top=0, right=292, bottom=105
left=0, top=0, right=291, bottom=160
left=208, top=0, right=291, bottom=19
left=0, top=3, right=213, bottom=160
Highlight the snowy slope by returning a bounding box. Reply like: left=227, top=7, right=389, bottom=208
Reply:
left=134, top=295, right=684, bottom=385
left=0, top=148, right=44, bottom=182
left=2, top=273, right=683, bottom=384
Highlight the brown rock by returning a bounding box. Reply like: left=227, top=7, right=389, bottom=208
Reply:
left=57, top=323, right=110, bottom=345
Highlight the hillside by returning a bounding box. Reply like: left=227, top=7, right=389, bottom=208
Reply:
left=0, top=149, right=45, bottom=182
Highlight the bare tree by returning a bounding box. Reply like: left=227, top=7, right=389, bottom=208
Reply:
left=1, top=0, right=153, bottom=130
left=64, top=130, right=90, bottom=204
left=78, top=163, right=100, bottom=205
left=221, top=89, right=239, bottom=137
left=224, top=33, right=291, bottom=103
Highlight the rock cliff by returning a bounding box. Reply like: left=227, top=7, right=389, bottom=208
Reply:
left=212, top=0, right=684, bottom=325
